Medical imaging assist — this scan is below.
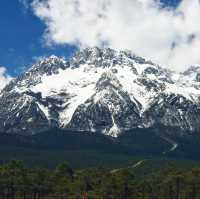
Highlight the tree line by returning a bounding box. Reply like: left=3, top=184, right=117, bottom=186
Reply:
left=0, top=160, right=200, bottom=199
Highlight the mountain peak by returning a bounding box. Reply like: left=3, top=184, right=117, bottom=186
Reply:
left=71, top=47, right=156, bottom=71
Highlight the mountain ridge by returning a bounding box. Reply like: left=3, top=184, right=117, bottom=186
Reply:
left=1, top=47, right=200, bottom=137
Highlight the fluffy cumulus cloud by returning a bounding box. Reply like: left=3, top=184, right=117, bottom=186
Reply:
left=0, top=67, right=12, bottom=91
left=30, top=0, right=200, bottom=71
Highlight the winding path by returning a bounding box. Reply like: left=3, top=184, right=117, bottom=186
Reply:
left=111, top=159, right=146, bottom=173
left=161, top=136, right=178, bottom=154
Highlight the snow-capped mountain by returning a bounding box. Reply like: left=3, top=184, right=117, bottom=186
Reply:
left=1, top=47, right=200, bottom=137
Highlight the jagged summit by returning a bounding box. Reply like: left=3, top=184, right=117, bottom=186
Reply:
left=1, top=47, right=200, bottom=137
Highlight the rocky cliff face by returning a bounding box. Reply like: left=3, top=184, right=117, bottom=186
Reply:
left=67, top=71, right=142, bottom=137
left=1, top=47, right=200, bottom=137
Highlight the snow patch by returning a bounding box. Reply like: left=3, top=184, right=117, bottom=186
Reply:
left=36, top=102, right=50, bottom=120
left=108, top=116, right=121, bottom=138
left=59, top=84, right=95, bottom=126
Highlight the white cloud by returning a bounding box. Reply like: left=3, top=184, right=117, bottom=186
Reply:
left=0, top=67, right=12, bottom=91
left=31, top=0, right=200, bottom=71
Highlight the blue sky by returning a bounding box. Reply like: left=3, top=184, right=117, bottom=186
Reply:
left=0, top=1, right=76, bottom=75
left=0, top=0, right=182, bottom=76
